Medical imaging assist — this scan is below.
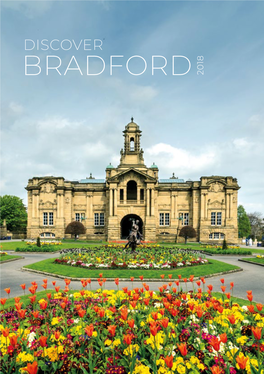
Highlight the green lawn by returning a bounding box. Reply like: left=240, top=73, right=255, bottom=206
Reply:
left=24, top=258, right=240, bottom=279
left=0, top=254, right=23, bottom=262
left=241, top=257, right=264, bottom=265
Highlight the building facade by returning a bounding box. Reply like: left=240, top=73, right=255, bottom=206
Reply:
left=26, top=120, right=240, bottom=243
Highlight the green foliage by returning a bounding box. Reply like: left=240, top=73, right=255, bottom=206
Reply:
left=203, top=248, right=252, bottom=255
left=36, top=237, right=41, bottom=247
left=179, top=225, right=197, bottom=244
left=65, top=221, right=86, bottom=237
left=237, top=205, right=251, bottom=238
left=222, top=239, right=228, bottom=250
left=16, top=245, right=61, bottom=252
left=0, top=195, right=27, bottom=232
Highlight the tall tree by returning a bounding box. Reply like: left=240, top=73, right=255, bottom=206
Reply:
left=237, top=205, right=251, bottom=238
left=65, top=221, right=86, bottom=239
left=247, top=212, right=263, bottom=240
left=0, top=195, right=27, bottom=232
left=179, top=226, right=197, bottom=244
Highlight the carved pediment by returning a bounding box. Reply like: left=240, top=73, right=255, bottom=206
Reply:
left=73, top=204, right=86, bottom=209
left=208, top=182, right=225, bottom=193
left=208, top=200, right=224, bottom=209
left=40, top=181, right=56, bottom=194
left=39, top=200, right=56, bottom=209
left=108, top=168, right=156, bottom=183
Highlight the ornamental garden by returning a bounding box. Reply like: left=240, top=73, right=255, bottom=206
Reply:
left=1, top=242, right=264, bottom=373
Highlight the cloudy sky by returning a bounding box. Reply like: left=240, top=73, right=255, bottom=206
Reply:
left=1, top=0, right=264, bottom=214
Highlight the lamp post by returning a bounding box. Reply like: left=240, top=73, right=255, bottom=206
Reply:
left=175, top=215, right=183, bottom=243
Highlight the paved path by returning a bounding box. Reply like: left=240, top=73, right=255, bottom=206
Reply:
left=0, top=251, right=263, bottom=303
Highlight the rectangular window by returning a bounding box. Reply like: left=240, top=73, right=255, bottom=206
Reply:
left=160, top=213, right=170, bottom=226
left=43, top=212, right=48, bottom=226
left=81, top=213, right=85, bottom=221
left=120, top=189, right=124, bottom=201
left=217, top=212, right=222, bottom=226
left=184, top=213, right=189, bottom=226
left=49, top=212, right=53, bottom=225
left=94, top=213, right=105, bottom=226
left=75, top=213, right=80, bottom=222
left=140, top=189, right=144, bottom=201
left=211, top=212, right=216, bottom=226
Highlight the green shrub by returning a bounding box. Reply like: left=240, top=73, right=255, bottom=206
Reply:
left=36, top=237, right=41, bottom=247
left=15, top=245, right=61, bottom=252
left=222, top=239, right=228, bottom=250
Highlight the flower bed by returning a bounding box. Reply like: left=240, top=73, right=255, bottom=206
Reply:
left=200, top=246, right=252, bottom=256
left=55, top=245, right=208, bottom=270
left=16, top=243, right=62, bottom=252
left=1, top=278, right=263, bottom=373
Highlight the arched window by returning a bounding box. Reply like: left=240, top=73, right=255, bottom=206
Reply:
left=130, top=137, right=135, bottom=151
left=127, top=180, right=137, bottom=200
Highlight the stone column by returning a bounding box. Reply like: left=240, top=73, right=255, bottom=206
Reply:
left=226, top=192, right=229, bottom=219
left=86, top=194, right=90, bottom=219
left=109, top=188, right=113, bottom=216
left=204, top=193, right=207, bottom=219
left=200, top=192, right=204, bottom=219
left=114, top=188, right=117, bottom=216
left=137, top=187, right=140, bottom=204
left=124, top=186, right=127, bottom=205
left=229, top=193, right=233, bottom=218
left=150, top=189, right=155, bottom=216
left=146, top=188, right=150, bottom=216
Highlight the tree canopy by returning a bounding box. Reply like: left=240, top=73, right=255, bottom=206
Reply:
left=65, top=221, right=86, bottom=239
left=247, top=212, right=263, bottom=240
left=237, top=205, right=251, bottom=238
left=179, top=226, right=197, bottom=244
left=0, top=195, right=27, bottom=232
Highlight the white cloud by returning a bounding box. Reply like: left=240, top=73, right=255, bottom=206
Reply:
left=2, top=0, right=53, bottom=18
left=233, top=138, right=254, bottom=150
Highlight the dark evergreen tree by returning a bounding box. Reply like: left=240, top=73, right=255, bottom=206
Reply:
left=179, top=226, right=197, bottom=244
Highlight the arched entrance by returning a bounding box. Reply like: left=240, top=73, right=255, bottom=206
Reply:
left=120, top=214, right=143, bottom=239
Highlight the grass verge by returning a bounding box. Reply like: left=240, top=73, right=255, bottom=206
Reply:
left=24, top=258, right=240, bottom=279
left=240, top=257, right=264, bottom=265
left=0, top=254, right=23, bottom=262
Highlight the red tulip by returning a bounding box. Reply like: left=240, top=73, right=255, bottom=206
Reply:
left=42, top=284, right=47, bottom=290
left=227, top=315, right=236, bottom=324
left=20, top=284, right=26, bottom=290
left=39, top=300, right=48, bottom=310
left=99, top=273, right=103, bottom=278
left=219, top=333, right=227, bottom=343
left=150, top=324, right=158, bottom=336
left=252, top=327, right=262, bottom=340
left=177, top=342, right=188, bottom=356
left=114, top=278, right=119, bottom=286
left=160, top=317, right=169, bottom=328
left=43, top=279, right=48, bottom=284
left=9, top=335, right=18, bottom=346
left=120, top=308, right=128, bottom=321
left=247, top=294, right=253, bottom=302
left=29, top=295, right=36, bottom=304
left=123, top=334, right=132, bottom=345
left=47, top=293, right=52, bottom=299
left=15, top=302, right=22, bottom=311
left=207, top=284, right=213, bottom=291
left=256, top=303, right=263, bottom=312
left=4, top=288, right=10, bottom=295
left=25, top=361, right=38, bottom=374
left=52, top=281, right=56, bottom=286
left=64, top=279, right=71, bottom=286
left=230, top=282, right=234, bottom=289
left=160, top=274, right=165, bottom=279
left=211, top=366, right=223, bottom=374
left=220, top=278, right=225, bottom=284
left=98, top=309, right=105, bottom=318
left=39, top=336, right=47, bottom=347
left=54, top=331, right=60, bottom=340
left=247, top=304, right=254, bottom=313
left=130, top=277, right=134, bottom=282
left=178, top=274, right=182, bottom=279
left=0, top=298, right=7, bottom=306
left=139, top=275, right=144, bottom=281
left=127, top=319, right=135, bottom=329
left=236, top=356, right=248, bottom=370
left=168, top=274, right=172, bottom=279
left=130, top=301, right=137, bottom=309
left=143, top=298, right=150, bottom=306
left=32, top=311, right=39, bottom=319
left=196, top=280, right=201, bottom=287
left=107, top=325, right=116, bottom=337
left=164, top=355, right=174, bottom=369
left=189, top=275, right=194, bottom=282
left=209, top=337, right=220, bottom=351
left=225, top=293, right=231, bottom=299
left=2, top=327, right=9, bottom=337
left=55, top=286, right=60, bottom=293
left=85, top=324, right=94, bottom=337
left=78, top=309, right=86, bottom=318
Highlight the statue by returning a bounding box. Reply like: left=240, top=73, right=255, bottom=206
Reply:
left=125, top=219, right=143, bottom=252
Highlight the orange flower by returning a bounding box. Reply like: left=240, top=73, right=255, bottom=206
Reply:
left=127, top=319, right=135, bottom=329
left=52, top=281, right=56, bottom=286
left=130, top=277, right=134, bottom=282
left=54, top=331, right=60, bottom=340
left=139, top=275, right=144, bottom=281
left=160, top=317, right=169, bottom=328
left=98, top=309, right=105, bottom=318
left=60, top=302, right=66, bottom=309
left=87, top=278, right=91, bottom=284
left=150, top=324, right=158, bottom=336
left=130, top=301, right=137, bottom=309
left=14, top=297, right=21, bottom=303
left=143, top=298, right=150, bottom=306
left=252, top=327, right=262, bottom=340
left=43, top=279, right=48, bottom=284
left=200, top=276, right=205, bottom=283
left=220, top=278, right=225, bottom=284
left=219, top=333, right=227, bottom=343
left=39, top=336, right=47, bottom=347
left=4, top=288, right=10, bottom=295
left=178, top=275, right=182, bottom=279
left=0, top=298, right=7, bottom=306
left=55, top=286, right=60, bottom=293
left=123, top=334, right=132, bottom=345
left=207, top=285, right=213, bottom=292
left=196, top=307, right=203, bottom=318
left=64, top=279, right=71, bottom=286
left=211, top=366, right=223, bottom=374
left=15, top=302, right=22, bottom=311
left=40, top=300, right=48, bottom=310
left=196, top=280, right=201, bottom=287
left=225, top=293, right=231, bottom=299
left=143, top=284, right=149, bottom=291
left=25, top=361, right=38, bottom=374
left=256, top=303, right=263, bottom=312
left=46, top=293, right=52, bottom=299
left=114, top=278, right=119, bottom=286
left=247, top=294, right=253, bottom=302
left=151, top=311, right=159, bottom=320
left=29, top=287, right=36, bottom=295
left=177, top=342, right=188, bottom=356
left=99, top=273, right=103, bottom=278
left=120, top=308, right=128, bottom=321
left=107, top=325, right=116, bottom=337
left=189, top=275, right=194, bottom=282
left=230, top=282, right=234, bottom=289
left=78, top=309, right=86, bottom=318
left=236, top=355, right=248, bottom=369
left=209, top=337, right=220, bottom=351
left=164, top=355, right=174, bottom=369
left=9, top=335, right=18, bottom=346
left=168, top=274, right=172, bottom=279
left=160, top=274, right=165, bottom=279
left=2, top=327, right=9, bottom=337
left=32, top=311, right=39, bottom=318
left=20, top=284, right=26, bottom=290
left=247, top=304, right=254, bottom=313
left=221, top=286, right=226, bottom=293
left=227, top=315, right=236, bottom=325
left=42, top=284, right=47, bottom=290
left=85, top=324, right=94, bottom=337
left=18, top=309, right=26, bottom=319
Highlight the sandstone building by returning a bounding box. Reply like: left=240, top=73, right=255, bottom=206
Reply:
left=26, top=119, right=240, bottom=243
